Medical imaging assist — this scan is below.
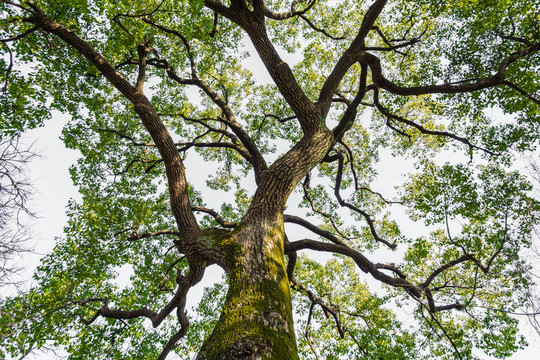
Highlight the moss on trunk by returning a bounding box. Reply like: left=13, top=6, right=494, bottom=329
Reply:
left=197, top=220, right=299, bottom=360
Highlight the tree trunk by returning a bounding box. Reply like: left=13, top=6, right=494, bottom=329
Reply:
left=197, top=129, right=333, bottom=359
left=197, top=214, right=298, bottom=360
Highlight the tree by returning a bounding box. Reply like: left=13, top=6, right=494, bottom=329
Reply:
left=0, top=0, right=539, bottom=359
left=0, top=136, right=35, bottom=289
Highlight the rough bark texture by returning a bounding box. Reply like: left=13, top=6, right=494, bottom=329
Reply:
left=197, top=216, right=298, bottom=360
left=197, top=129, right=333, bottom=359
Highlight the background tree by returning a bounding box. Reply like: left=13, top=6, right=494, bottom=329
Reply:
left=0, top=136, right=35, bottom=289
left=0, top=0, right=539, bottom=359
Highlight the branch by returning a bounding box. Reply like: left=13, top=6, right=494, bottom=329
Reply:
left=443, top=205, right=508, bottom=274
left=26, top=4, right=200, bottom=241
left=373, top=88, right=500, bottom=156
left=192, top=206, right=237, bottom=228
left=333, top=153, right=397, bottom=249
left=284, top=214, right=344, bottom=245
left=337, top=140, right=404, bottom=205
left=361, top=41, right=540, bottom=96
left=142, top=18, right=197, bottom=78
left=285, top=239, right=420, bottom=297
left=285, top=245, right=297, bottom=281
left=302, top=173, right=350, bottom=240
left=317, top=0, right=388, bottom=111
left=175, top=140, right=252, bottom=162
left=364, top=38, right=419, bottom=54
left=126, top=229, right=180, bottom=241
left=0, top=0, right=33, bottom=13
left=298, top=14, right=345, bottom=40
left=0, top=26, right=38, bottom=43
left=368, top=24, right=427, bottom=55
left=207, top=0, right=322, bottom=134
left=111, top=0, right=167, bottom=38
left=292, top=278, right=346, bottom=338
left=157, top=310, right=189, bottom=360
left=375, top=262, right=406, bottom=279
left=502, top=80, right=540, bottom=105
left=261, top=0, right=317, bottom=20
left=305, top=302, right=322, bottom=360
left=97, top=128, right=155, bottom=147
left=332, top=63, right=369, bottom=141
left=80, top=262, right=205, bottom=332
left=144, top=53, right=267, bottom=182
left=135, top=42, right=151, bottom=93
left=428, top=308, right=464, bottom=357
left=255, top=113, right=297, bottom=136
left=420, top=255, right=470, bottom=290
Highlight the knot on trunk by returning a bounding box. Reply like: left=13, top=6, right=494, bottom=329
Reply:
left=226, top=336, right=270, bottom=360
left=261, top=310, right=289, bottom=333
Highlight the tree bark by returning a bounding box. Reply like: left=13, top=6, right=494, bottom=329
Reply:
left=197, top=214, right=298, bottom=360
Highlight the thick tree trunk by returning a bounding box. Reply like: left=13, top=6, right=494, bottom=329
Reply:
left=197, top=215, right=298, bottom=360
left=197, top=126, right=333, bottom=360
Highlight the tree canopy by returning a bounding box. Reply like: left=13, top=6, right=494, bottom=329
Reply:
left=0, top=0, right=539, bottom=359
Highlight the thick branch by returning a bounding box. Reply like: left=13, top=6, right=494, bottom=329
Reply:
left=317, top=0, right=388, bottom=112
left=84, top=262, right=205, bottom=329
left=25, top=5, right=200, bottom=242
left=332, top=63, right=368, bottom=141
left=207, top=1, right=323, bottom=134
left=361, top=42, right=540, bottom=96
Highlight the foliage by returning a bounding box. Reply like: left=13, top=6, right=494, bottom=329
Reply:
left=0, top=0, right=539, bottom=359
